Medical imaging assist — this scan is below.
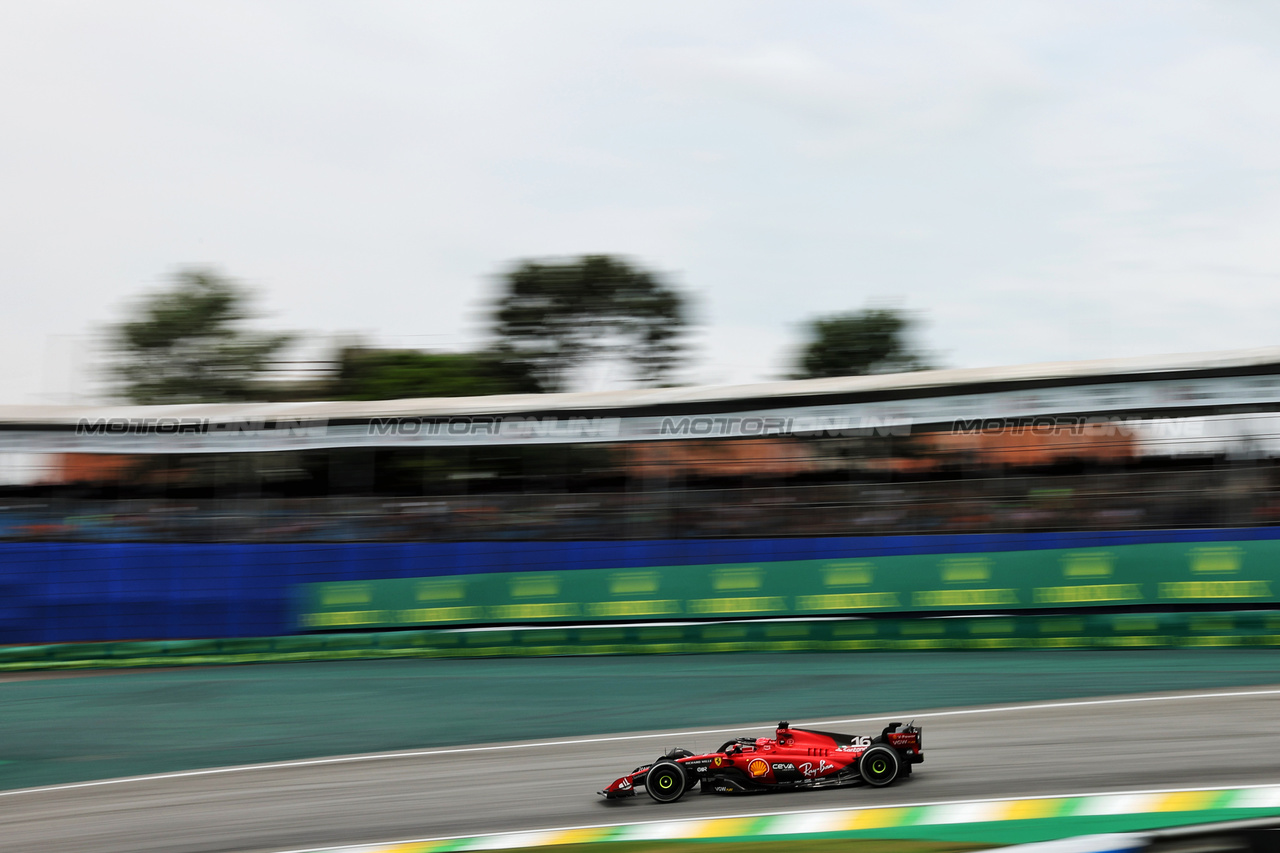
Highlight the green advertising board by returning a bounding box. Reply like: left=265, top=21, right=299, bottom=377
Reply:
left=296, top=540, right=1278, bottom=630
left=8, top=610, right=1280, bottom=671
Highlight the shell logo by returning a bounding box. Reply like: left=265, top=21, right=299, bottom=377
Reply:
left=748, top=758, right=769, bottom=777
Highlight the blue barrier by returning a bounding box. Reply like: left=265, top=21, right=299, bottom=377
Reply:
left=3, top=528, right=1280, bottom=644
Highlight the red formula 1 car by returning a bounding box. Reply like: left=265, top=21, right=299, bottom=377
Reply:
left=600, top=721, right=922, bottom=803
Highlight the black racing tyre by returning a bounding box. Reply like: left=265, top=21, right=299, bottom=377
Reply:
left=645, top=761, right=688, bottom=803
left=858, top=745, right=901, bottom=787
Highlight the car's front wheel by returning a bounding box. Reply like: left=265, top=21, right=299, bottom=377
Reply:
left=645, top=761, right=688, bottom=803
left=858, top=745, right=901, bottom=787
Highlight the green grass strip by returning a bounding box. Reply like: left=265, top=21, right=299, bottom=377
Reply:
left=9, top=612, right=1280, bottom=672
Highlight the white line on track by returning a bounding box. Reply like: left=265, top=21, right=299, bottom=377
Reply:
left=4, top=686, right=1279, bottom=800
left=265, top=780, right=1280, bottom=853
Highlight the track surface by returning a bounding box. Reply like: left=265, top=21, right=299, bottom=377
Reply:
left=6, top=687, right=1280, bottom=853
left=10, top=651, right=1280, bottom=791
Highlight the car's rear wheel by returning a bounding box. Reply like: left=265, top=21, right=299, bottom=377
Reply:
left=645, top=761, right=688, bottom=803
left=858, top=745, right=901, bottom=787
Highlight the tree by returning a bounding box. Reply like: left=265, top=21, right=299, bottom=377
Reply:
left=794, top=308, right=933, bottom=379
left=329, top=347, right=541, bottom=400
left=491, top=255, right=688, bottom=393
left=108, top=269, right=293, bottom=404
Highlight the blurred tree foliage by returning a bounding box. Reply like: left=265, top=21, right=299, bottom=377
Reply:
left=794, top=308, right=933, bottom=379
left=329, top=347, right=541, bottom=400
left=492, top=255, right=688, bottom=393
left=108, top=269, right=293, bottom=404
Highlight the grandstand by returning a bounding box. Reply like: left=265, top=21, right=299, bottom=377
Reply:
left=1, top=346, right=1280, bottom=543
left=5, top=346, right=1280, bottom=644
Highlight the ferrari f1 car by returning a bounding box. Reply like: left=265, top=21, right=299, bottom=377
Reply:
left=600, top=720, right=922, bottom=803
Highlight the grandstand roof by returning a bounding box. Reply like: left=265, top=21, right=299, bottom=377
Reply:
left=5, top=345, right=1280, bottom=426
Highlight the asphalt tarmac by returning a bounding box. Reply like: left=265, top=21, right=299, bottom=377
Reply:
left=9, top=651, right=1280, bottom=791
left=5, top=686, right=1280, bottom=853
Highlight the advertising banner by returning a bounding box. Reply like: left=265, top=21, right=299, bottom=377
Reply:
left=296, top=539, right=1279, bottom=629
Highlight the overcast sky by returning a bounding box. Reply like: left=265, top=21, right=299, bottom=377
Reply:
left=4, top=1, right=1280, bottom=404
